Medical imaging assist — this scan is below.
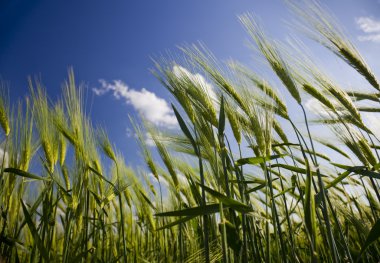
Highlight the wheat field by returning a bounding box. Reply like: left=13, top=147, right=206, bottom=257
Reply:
left=0, top=1, right=380, bottom=262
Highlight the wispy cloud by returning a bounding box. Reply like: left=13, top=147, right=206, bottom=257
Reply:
left=93, top=80, right=177, bottom=128
left=356, top=16, right=380, bottom=43
left=125, top=128, right=133, bottom=138
left=125, top=127, right=156, bottom=147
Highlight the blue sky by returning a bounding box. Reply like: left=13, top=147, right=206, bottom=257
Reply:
left=1, top=0, right=380, bottom=167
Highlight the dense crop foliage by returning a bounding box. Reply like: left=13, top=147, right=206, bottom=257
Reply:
left=1, top=1, right=380, bottom=262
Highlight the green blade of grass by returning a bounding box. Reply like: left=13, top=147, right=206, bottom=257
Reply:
left=218, top=96, right=225, bottom=136
left=155, top=204, right=220, bottom=217
left=4, top=168, right=50, bottom=181
left=246, top=183, right=266, bottom=194
left=20, top=199, right=50, bottom=261
left=359, top=218, right=380, bottom=257
left=236, top=154, right=286, bottom=166
left=139, top=190, right=156, bottom=210
left=172, top=104, right=198, bottom=155
left=271, top=163, right=328, bottom=177
left=270, top=163, right=306, bottom=174
left=356, top=169, right=380, bottom=180
left=156, top=215, right=197, bottom=231
left=326, top=165, right=365, bottom=189
left=198, top=184, right=253, bottom=213
left=88, top=165, right=116, bottom=187
left=274, top=187, right=295, bottom=198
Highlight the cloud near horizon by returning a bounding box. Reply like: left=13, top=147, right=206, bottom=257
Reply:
left=356, top=16, right=380, bottom=43
left=94, top=67, right=216, bottom=132
left=93, top=80, right=178, bottom=128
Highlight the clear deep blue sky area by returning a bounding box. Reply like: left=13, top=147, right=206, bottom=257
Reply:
left=1, top=0, right=380, bottom=166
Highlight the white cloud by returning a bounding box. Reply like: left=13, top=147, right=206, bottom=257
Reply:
left=93, top=80, right=177, bottom=128
left=356, top=17, right=380, bottom=33
left=358, top=34, right=380, bottom=43
left=356, top=16, right=380, bottom=43
left=305, top=98, right=331, bottom=117
left=364, top=113, right=380, bottom=138
left=145, top=132, right=156, bottom=147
